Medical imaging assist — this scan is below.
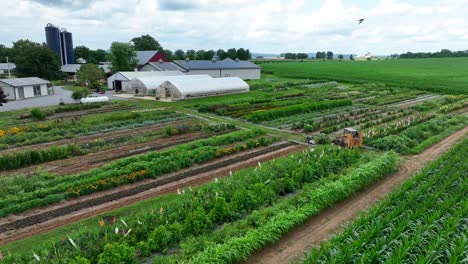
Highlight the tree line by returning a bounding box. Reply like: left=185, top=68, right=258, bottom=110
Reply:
left=399, top=49, right=468, bottom=59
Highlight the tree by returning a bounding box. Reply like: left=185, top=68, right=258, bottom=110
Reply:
left=108, top=42, right=137, bottom=72
left=204, top=50, right=215, bottom=60
left=186, top=50, right=196, bottom=60
left=71, top=87, right=91, bottom=102
left=92, top=49, right=108, bottom=63
left=236, top=48, right=247, bottom=60
left=297, top=53, right=308, bottom=59
left=174, top=49, right=185, bottom=60
left=226, top=48, right=237, bottom=60
left=195, top=50, right=206, bottom=60
left=11, top=39, right=62, bottom=80
left=0, top=44, right=11, bottom=63
left=338, top=54, right=344, bottom=60
left=217, top=49, right=227, bottom=60
left=131, top=34, right=162, bottom=51
left=246, top=49, right=252, bottom=60
left=350, top=54, right=354, bottom=60
left=315, top=51, right=322, bottom=59
left=76, top=64, right=104, bottom=85
left=0, top=88, right=7, bottom=106
left=326, top=51, right=334, bottom=60
left=74, top=45, right=92, bottom=63
left=162, top=49, right=173, bottom=61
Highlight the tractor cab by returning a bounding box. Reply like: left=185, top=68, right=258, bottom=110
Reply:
left=334, top=128, right=363, bottom=148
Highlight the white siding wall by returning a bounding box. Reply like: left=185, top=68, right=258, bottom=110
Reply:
left=40, top=84, right=48, bottom=96
left=186, top=70, right=221, bottom=78
left=23, top=85, right=35, bottom=98
left=139, top=65, right=156, bottom=71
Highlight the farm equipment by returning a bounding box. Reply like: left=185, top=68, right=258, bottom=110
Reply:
left=334, top=128, right=363, bottom=148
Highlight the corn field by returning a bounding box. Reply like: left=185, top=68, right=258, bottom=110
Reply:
left=303, top=139, right=468, bottom=264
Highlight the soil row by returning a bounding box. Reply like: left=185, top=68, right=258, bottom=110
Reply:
left=0, top=141, right=297, bottom=234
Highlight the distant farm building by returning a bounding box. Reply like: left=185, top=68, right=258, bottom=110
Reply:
left=0, top=77, right=50, bottom=100
left=128, top=75, right=212, bottom=95
left=140, top=58, right=261, bottom=80
left=107, top=71, right=184, bottom=92
left=0, top=63, right=15, bottom=76
left=136, top=51, right=168, bottom=67
left=158, top=77, right=249, bottom=100
left=61, top=64, right=111, bottom=82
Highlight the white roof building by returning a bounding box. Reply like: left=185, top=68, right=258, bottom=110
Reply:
left=158, top=77, right=249, bottom=100
left=0, top=77, right=50, bottom=100
left=107, top=71, right=184, bottom=91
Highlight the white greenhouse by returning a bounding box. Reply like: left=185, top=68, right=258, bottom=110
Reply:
left=128, top=75, right=212, bottom=95
left=107, top=71, right=184, bottom=92
left=157, top=77, right=249, bottom=100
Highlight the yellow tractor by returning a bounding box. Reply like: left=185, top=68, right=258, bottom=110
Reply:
left=334, top=128, right=363, bottom=148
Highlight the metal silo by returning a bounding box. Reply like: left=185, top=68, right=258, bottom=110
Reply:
left=45, top=23, right=62, bottom=63
left=60, top=29, right=74, bottom=65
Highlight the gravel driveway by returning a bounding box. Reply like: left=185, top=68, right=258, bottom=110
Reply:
left=0, top=86, right=121, bottom=112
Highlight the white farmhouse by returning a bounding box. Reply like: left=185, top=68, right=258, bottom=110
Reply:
left=0, top=77, right=50, bottom=100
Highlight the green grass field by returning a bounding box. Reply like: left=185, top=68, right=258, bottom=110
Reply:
left=261, top=58, right=468, bottom=94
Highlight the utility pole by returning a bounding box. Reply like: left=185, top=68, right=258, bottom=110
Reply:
left=6, top=56, right=11, bottom=78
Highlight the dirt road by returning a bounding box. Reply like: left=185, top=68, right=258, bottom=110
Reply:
left=246, top=126, right=467, bottom=264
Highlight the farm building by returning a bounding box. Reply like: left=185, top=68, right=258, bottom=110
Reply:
left=140, top=58, right=261, bottom=80
left=0, top=63, right=15, bottom=76
left=128, top=75, right=212, bottom=95
left=136, top=51, right=169, bottom=67
left=61, top=64, right=111, bottom=82
left=0, top=77, right=50, bottom=100
left=107, top=71, right=185, bottom=92
left=157, top=77, right=249, bottom=100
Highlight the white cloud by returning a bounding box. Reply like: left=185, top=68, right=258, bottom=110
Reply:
left=0, top=0, right=467, bottom=55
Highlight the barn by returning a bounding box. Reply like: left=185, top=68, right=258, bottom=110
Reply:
left=136, top=51, right=168, bottom=67
left=0, top=77, right=50, bottom=100
left=107, top=71, right=184, bottom=92
left=128, top=75, right=212, bottom=95
left=157, top=77, right=249, bottom=100
left=140, top=58, right=261, bottom=80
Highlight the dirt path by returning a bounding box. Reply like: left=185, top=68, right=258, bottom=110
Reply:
left=0, top=142, right=304, bottom=245
left=246, top=126, right=467, bottom=264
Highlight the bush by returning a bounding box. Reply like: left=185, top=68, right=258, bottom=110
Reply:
left=71, top=88, right=91, bottom=102
left=148, top=225, right=172, bottom=253
left=97, top=243, right=136, bottom=264
left=30, top=108, right=47, bottom=120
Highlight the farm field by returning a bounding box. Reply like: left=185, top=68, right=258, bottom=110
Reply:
left=303, top=139, right=468, bottom=264
left=0, top=61, right=467, bottom=264
left=260, top=57, right=468, bottom=94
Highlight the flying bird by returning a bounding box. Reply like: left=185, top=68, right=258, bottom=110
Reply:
left=358, top=18, right=365, bottom=24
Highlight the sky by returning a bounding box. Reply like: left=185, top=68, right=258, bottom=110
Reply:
left=1, top=0, right=468, bottom=55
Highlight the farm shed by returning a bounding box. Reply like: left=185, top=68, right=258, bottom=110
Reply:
left=0, top=63, right=15, bottom=76
left=61, top=64, right=111, bottom=82
left=107, top=71, right=184, bottom=92
left=140, top=58, right=261, bottom=80
left=128, top=75, right=212, bottom=95
left=157, top=77, right=249, bottom=100
left=0, top=77, right=50, bottom=100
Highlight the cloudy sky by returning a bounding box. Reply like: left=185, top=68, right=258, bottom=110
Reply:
left=1, top=0, right=467, bottom=55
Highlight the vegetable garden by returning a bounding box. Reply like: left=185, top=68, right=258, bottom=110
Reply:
left=303, top=139, right=467, bottom=264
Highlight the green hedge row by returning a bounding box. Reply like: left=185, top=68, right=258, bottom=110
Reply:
left=245, top=99, right=352, bottom=123
left=0, top=144, right=81, bottom=170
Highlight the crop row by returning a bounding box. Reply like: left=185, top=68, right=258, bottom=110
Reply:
left=186, top=152, right=399, bottom=264
left=0, top=129, right=271, bottom=217
left=0, top=110, right=185, bottom=147
left=368, top=114, right=467, bottom=153
left=304, top=139, right=467, bottom=264
left=245, top=99, right=353, bottom=123
left=0, top=145, right=366, bottom=263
